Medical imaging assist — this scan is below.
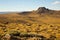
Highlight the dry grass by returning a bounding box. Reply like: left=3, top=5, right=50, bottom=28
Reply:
left=0, top=8, right=60, bottom=40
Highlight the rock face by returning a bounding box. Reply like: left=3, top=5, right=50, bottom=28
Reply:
left=37, top=7, right=50, bottom=13
left=2, top=34, right=11, bottom=40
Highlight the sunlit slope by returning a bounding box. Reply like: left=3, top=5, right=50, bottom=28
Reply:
left=0, top=7, right=60, bottom=40
left=0, top=11, right=60, bottom=24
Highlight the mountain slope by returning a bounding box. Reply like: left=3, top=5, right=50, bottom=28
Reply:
left=0, top=7, right=60, bottom=40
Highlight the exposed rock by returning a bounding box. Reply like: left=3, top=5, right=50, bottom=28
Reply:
left=2, top=34, right=11, bottom=40
left=36, top=7, right=50, bottom=13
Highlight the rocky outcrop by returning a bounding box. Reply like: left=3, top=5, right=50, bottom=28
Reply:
left=36, top=7, right=51, bottom=13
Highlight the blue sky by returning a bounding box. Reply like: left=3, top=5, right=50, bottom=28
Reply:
left=0, top=0, right=60, bottom=12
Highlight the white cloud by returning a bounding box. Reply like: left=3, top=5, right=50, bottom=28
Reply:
left=52, top=1, right=60, bottom=5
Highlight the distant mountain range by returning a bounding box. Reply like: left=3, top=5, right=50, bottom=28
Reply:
left=0, top=12, right=7, bottom=14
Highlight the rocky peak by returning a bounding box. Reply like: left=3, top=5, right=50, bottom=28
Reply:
left=37, top=7, right=50, bottom=13
left=38, top=7, right=47, bottom=10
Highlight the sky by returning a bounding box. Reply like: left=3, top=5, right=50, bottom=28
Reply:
left=0, top=0, right=60, bottom=12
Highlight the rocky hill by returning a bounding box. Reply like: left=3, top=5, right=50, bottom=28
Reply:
left=0, top=7, right=60, bottom=40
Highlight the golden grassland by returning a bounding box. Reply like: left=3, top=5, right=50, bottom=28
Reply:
left=0, top=9, right=60, bottom=40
